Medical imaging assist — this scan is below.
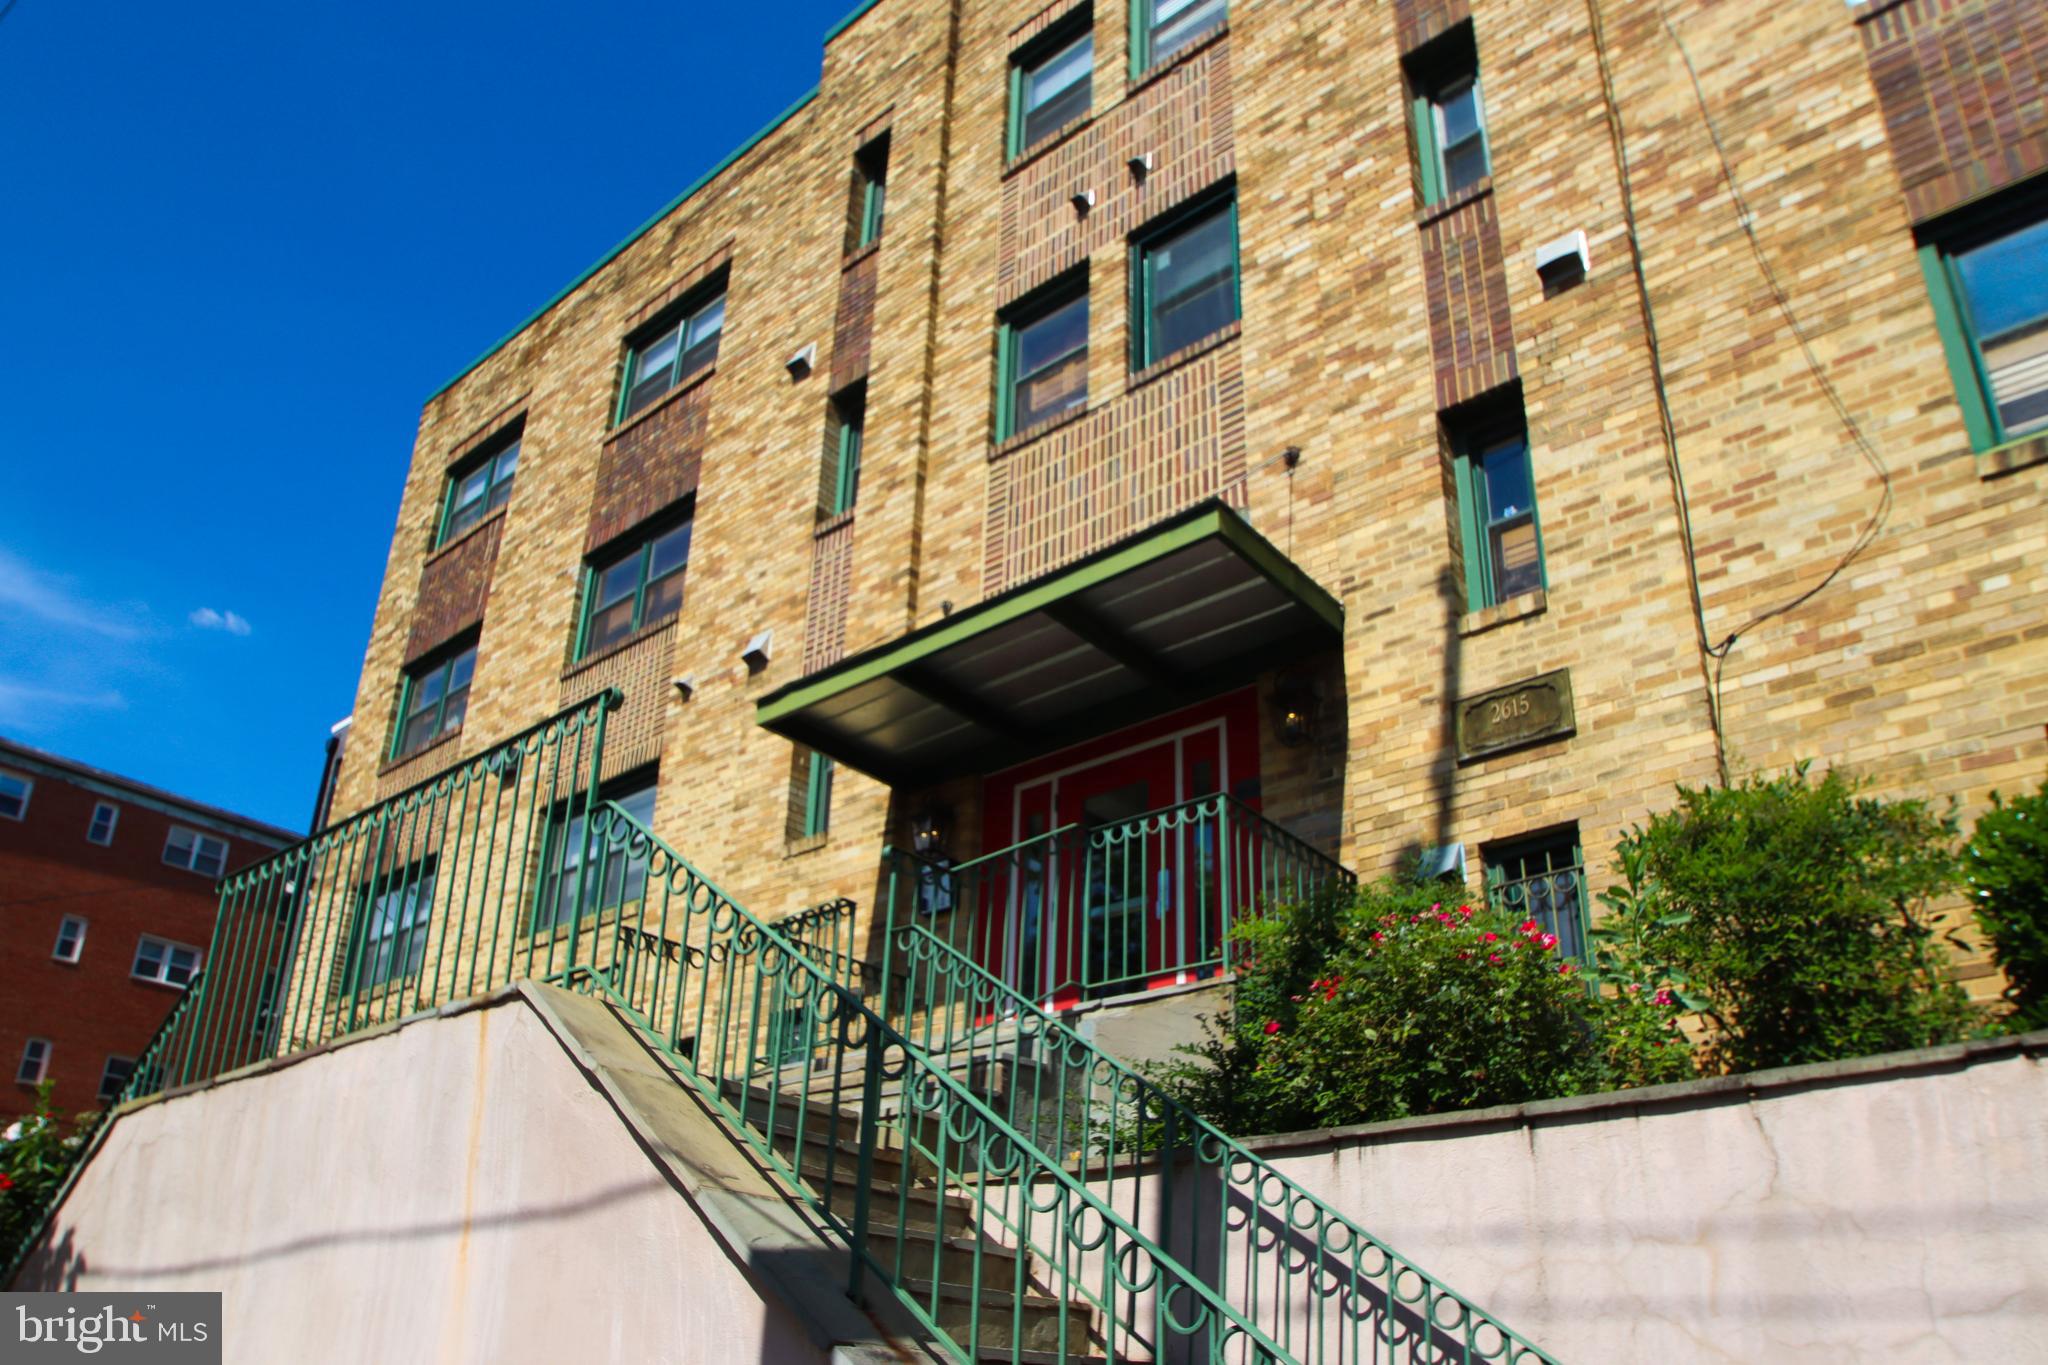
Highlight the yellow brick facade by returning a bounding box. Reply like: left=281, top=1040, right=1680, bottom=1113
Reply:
left=328, top=0, right=2048, bottom=1002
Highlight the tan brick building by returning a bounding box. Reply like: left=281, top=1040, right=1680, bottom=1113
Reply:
left=323, top=0, right=2046, bottom=1016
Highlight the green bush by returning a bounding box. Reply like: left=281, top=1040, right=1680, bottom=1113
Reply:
left=1965, top=781, right=2048, bottom=1031
left=0, top=1083, right=98, bottom=1261
left=1153, top=881, right=1690, bottom=1134
left=1593, top=764, right=1979, bottom=1074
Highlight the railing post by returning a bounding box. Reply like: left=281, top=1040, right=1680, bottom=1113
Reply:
left=1217, top=797, right=1234, bottom=978
left=565, top=699, right=614, bottom=978
left=848, top=1012, right=885, bottom=1301
left=877, top=846, right=899, bottom=1031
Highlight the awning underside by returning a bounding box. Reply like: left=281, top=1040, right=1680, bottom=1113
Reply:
left=755, top=502, right=1342, bottom=785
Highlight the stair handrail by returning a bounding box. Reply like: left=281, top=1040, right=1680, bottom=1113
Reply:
left=883, top=841, right=1561, bottom=1365
left=579, top=800, right=1300, bottom=1365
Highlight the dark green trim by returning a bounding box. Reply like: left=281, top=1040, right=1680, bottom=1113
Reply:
left=1129, top=185, right=1239, bottom=369
left=1918, top=242, right=2003, bottom=452
left=1006, top=60, right=1026, bottom=161
left=387, top=674, right=415, bottom=764
left=802, top=751, right=834, bottom=838
left=1411, top=94, right=1443, bottom=207
left=831, top=395, right=864, bottom=515
left=1128, top=0, right=1146, bottom=80
left=995, top=270, right=1088, bottom=441
left=756, top=499, right=1340, bottom=727
left=823, top=0, right=886, bottom=43
left=426, top=88, right=817, bottom=406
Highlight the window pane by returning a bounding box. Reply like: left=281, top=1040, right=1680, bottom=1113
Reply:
left=1151, top=0, right=1225, bottom=64
left=447, top=648, right=476, bottom=694
left=1442, top=138, right=1488, bottom=197
left=1016, top=345, right=1088, bottom=430
left=586, top=598, right=636, bottom=655
left=411, top=666, right=447, bottom=714
left=1015, top=294, right=1088, bottom=378
left=1022, top=34, right=1091, bottom=147
left=487, top=441, right=520, bottom=508
left=400, top=711, right=440, bottom=756
left=1956, top=218, right=2048, bottom=343
left=1492, top=516, right=1542, bottom=600
left=1437, top=80, right=1481, bottom=148
left=596, top=555, right=642, bottom=610
left=649, top=523, right=692, bottom=580
left=439, top=687, right=469, bottom=737
left=678, top=296, right=726, bottom=379
left=192, top=838, right=226, bottom=878
left=1478, top=436, right=1533, bottom=522
left=1147, top=207, right=1237, bottom=359
left=135, top=939, right=164, bottom=975
left=635, top=326, right=681, bottom=386
left=643, top=569, right=686, bottom=626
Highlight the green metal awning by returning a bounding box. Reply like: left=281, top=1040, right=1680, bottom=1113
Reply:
left=755, top=500, right=1342, bottom=784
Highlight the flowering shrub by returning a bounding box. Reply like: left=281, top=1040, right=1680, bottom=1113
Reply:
left=0, top=1083, right=98, bottom=1263
left=1153, top=881, right=1683, bottom=1133
left=1965, top=781, right=2048, bottom=1031
left=1593, top=764, right=1981, bottom=1074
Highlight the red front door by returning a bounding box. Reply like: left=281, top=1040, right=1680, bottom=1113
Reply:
left=981, top=690, right=1260, bottom=1007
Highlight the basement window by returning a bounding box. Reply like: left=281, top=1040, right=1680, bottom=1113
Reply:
left=1483, top=826, right=1587, bottom=962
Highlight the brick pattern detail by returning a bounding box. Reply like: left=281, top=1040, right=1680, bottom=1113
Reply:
left=1420, top=190, right=1518, bottom=409
left=557, top=620, right=677, bottom=784
left=831, top=247, right=880, bottom=391
left=1393, top=0, right=1471, bottom=54
left=1859, top=0, right=2048, bottom=222
left=405, top=515, right=504, bottom=665
left=624, top=244, right=733, bottom=333
left=1011, top=0, right=1088, bottom=44
left=804, top=518, right=857, bottom=673
left=586, top=379, right=712, bottom=554
left=985, top=341, right=1246, bottom=591
left=998, top=39, right=1235, bottom=307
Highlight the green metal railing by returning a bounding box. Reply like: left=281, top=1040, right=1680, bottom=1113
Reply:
left=901, top=794, right=1355, bottom=1006
left=579, top=801, right=1299, bottom=1363
left=879, top=817, right=1560, bottom=1364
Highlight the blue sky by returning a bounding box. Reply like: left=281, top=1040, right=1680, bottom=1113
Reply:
left=0, top=0, right=862, bottom=833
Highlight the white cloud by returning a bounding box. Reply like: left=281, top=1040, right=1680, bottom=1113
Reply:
left=189, top=607, right=252, bottom=636
left=0, top=547, right=144, bottom=640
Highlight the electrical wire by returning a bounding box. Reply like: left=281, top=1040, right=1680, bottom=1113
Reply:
left=1660, top=9, right=1895, bottom=666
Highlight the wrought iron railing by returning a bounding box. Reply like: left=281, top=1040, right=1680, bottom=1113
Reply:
left=1485, top=858, right=1589, bottom=964
left=898, top=794, right=1355, bottom=1007
left=877, top=826, right=1560, bottom=1364
left=578, top=801, right=1299, bottom=1363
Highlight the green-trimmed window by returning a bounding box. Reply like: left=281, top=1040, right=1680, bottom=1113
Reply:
left=436, top=429, right=521, bottom=547
left=1131, top=193, right=1238, bottom=367
left=537, top=773, right=657, bottom=933
left=997, top=275, right=1089, bottom=440
left=1483, top=827, right=1587, bottom=962
left=829, top=385, right=865, bottom=515
left=1450, top=406, right=1544, bottom=612
left=1919, top=188, right=2048, bottom=452
left=578, top=517, right=692, bottom=659
left=802, top=751, right=834, bottom=839
left=392, top=640, right=477, bottom=760
left=351, top=863, right=435, bottom=991
left=854, top=136, right=889, bottom=249
left=619, top=286, right=726, bottom=422
left=1407, top=24, right=1489, bottom=207
left=1010, top=19, right=1092, bottom=158
left=1133, top=0, right=1223, bottom=75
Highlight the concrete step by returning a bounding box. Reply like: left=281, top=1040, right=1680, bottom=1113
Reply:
left=902, top=1278, right=1098, bottom=1357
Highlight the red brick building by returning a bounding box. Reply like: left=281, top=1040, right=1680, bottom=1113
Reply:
left=0, top=739, right=297, bottom=1119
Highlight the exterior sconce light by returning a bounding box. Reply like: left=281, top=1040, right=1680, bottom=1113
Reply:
left=741, top=630, right=773, bottom=674
left=1273, top=678, right=1318, bottom=747
left=910, top=805, right=951, bottom=857
left=1070, top=188, right=1096, bottom=215
left=785, top=343, right=816, bottom=379
left=1127, top=153, right=1152, bottom=180
left=672, top=676, right=695, bottom=700
left=1535, top=230, right=1590, bottom=295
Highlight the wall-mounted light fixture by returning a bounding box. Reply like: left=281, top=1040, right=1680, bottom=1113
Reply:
left=672, top=676, right=695, bottom=700
left=785, top=343, right=816, bottom=380
left=1272, top=676, right=1319, bottom=747
left=1070, top=188, right=1096, bottom=215
left=909, top=804, right=951, bottom=857
left=741, top=630, right=773, bottom=674
left=1535, top=230, right=1589, bottom=295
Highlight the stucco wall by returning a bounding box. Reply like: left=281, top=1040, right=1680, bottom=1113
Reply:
left=1244, top=1037, right=2048, bottom=1363
left=12, top=996, right=827, bottom=1365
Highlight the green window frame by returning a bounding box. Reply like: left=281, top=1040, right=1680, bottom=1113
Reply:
left=1130, top=190, right=1239, bottom=369
left=1483, top=828, right=1588, bottom=963
left=343, top=860, right=437, bottom=994
left=830, top=386, right=865, bottom=515
left=575, top=516, right=693, bottom=661
left=1008, top=17, right=1093, bottom=159
left=435, top=428, right=522, bottom=548
left=1131, top=0, right=1224, bottom=77
left=535, top=773, right=657, bottom=934
left=391, top=641, right=477, bottom=761
left=1407, top=24, right=1490, bottom=207
left=802, top=750, right=835, bottom=839
left=1451, top=413, right=1545, bottom=612
left=617, top=285, right=727, bottom=423
left=1917, top=185, right=2048, bottom=453
left=854, top=136, right=889, bottom=249
left=996, top=273, right=1089, bottom=441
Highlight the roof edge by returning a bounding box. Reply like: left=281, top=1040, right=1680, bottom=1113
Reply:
left=422, top=85, right=820, bottom=407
